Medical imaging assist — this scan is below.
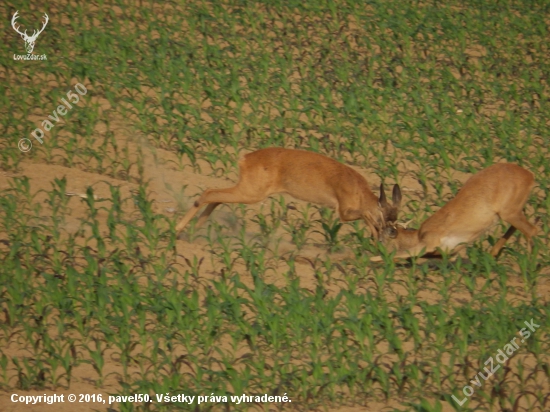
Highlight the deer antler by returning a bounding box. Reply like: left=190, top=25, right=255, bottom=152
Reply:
left=397, top=219, right=413, bottom=229
left=11, top=11, right=27, bottom=38
left=31, top=13, right=49, bottom=41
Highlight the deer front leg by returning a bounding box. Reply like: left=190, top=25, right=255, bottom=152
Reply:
left=370, top=243, right=433, bottom=263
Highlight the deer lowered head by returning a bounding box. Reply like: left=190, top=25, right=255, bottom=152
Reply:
left=12, top=11, right=49, bottom=54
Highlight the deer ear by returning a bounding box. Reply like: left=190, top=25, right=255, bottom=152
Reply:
left=379, top=183, right=388, bottom=206
left=392, top=184, right=402, bottom=208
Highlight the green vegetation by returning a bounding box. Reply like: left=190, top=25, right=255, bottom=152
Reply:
left=1, top=0, right=549, bottom=411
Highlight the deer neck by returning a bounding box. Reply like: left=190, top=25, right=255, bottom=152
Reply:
left=395, top=227, right=421, bottom=251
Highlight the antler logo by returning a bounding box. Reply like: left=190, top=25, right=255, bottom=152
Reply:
left=12, top=11, right=49, bottom=54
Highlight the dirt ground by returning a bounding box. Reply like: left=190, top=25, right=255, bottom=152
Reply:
left=4, top=114, right=548, bottom=412
left=0, top=116, right=485, bottom=412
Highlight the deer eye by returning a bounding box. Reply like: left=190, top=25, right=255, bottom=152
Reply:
left=388, top=227, right=398, bottom=238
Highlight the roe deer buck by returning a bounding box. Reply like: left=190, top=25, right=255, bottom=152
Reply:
left=176, top=147, right=402, bottom=239
left=371, top=163, right=538, bottom=262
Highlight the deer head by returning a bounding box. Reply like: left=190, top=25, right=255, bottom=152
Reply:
left=12, top=11, right=49, bottom=54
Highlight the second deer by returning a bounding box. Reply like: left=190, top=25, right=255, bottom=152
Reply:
left=371, top=163, right=538, bottom=261
left=176, top=147, right=401, bottom=239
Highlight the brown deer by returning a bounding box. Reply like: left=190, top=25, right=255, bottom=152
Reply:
left=371, top=163, right=538, bottom=261
left=176, top=147, right=401, bottom=239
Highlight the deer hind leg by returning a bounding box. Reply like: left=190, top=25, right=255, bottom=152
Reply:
left=176, top=186, right=266, bottom=234
left=195, top=203, right=221, bottom=228
left=490, top=226, right=517, bottom=257
left=175, top=202, right=202, bottom=234
left=491, top=212, right=537, bottom=256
